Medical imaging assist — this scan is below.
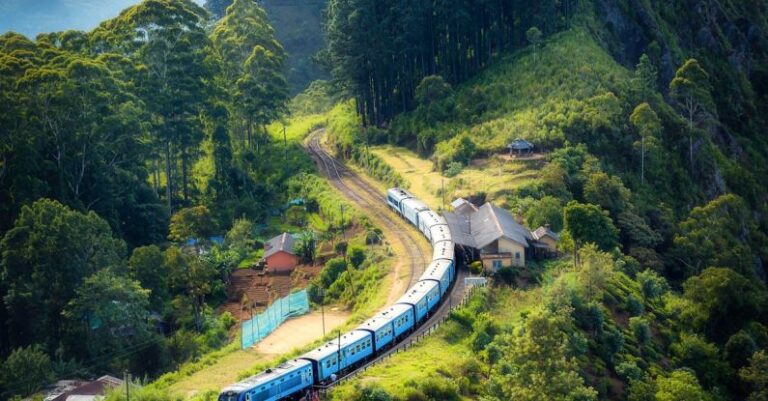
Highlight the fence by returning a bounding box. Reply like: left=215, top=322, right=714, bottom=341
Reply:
left=241, top=289, right=310, bottom=349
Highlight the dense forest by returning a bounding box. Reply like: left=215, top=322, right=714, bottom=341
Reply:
left=0, top=0, right=316, bottom=397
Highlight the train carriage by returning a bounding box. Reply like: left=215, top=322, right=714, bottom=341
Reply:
left=428, top=224, right=452, bottom=245
left=355, top=315, right=394, bottom=352
left=400, top=198, right=429, bottom=227
left=395, top=280, right=440, bottom=322
left=419, top=259, right=453, bottom=296
left=386, top=188, right=412, bottom=213
left=417, top=210, right=446, bottom=239
left=218, top=359, right=313, bottom=401
left=300, top=331, right=373, bottom=383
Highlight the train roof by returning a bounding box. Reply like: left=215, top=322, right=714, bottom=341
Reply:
left=418, top=210, right=447, bottom=227
left=300, top=330, right=371, bottom=361
left=356, top=304, right=412, bottom=332
left=387, top=188, right=413, bottom=202
left=395, top=280, right=439, bottom=306
left=432, top=240, right=454, bottom=261
left=400, top=198, right=429, bottom=212
left=420, top=259, right=452, bottom=282
left=429, top=224, right=452, bottom=243
left=220, top=359, right=311, bottom=393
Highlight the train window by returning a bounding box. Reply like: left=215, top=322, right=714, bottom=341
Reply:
left=245, top=393, right=251, bottom=401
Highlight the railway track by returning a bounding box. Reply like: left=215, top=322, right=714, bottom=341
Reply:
left=305, top=129, right=428, bottom=288
left=303, top=129, right=471, bottom=391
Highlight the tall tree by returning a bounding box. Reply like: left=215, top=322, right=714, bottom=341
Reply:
left=630, top=103, right=662, bottom=184
left=1, top=199, right=125, bottom=352
left=669, top=59, right=715, bottom=174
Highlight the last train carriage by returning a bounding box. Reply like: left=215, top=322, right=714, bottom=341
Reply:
left=219, top=188, right=455, bottom=401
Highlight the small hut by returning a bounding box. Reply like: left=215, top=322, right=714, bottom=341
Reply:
left=508, top=138, right=534, bottom=155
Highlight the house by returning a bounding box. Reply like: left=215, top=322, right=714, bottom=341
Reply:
left=532, top=224, right=559, bottom=251
left=508, top=138, right=534, bottom=155
left=445, top=199, right=560, bottom=271
left=445, top=202, right=533, bottom=270
left=46, top=376, right=124, bottom=401
left=262, top=233, right=299, bottom=274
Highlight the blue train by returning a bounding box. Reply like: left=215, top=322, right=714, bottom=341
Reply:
left=218, top=188, right=454, bottom=401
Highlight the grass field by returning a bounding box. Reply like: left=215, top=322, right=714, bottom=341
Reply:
left=370, top=145, right=544, bottom=209
left=328, top=285, right=543, bottom=400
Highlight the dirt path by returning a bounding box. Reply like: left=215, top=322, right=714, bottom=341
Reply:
left=169, top=310, right=349, bottom=398
left=254, top=310, right=349, bottom=355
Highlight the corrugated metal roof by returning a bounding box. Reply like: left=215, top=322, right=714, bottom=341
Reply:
left=264, top=233, right=295, bottom=258
left=444, top=212, right=475, bottom=248
left=444, top=203, right=532, bottom=250
left=472, top=203, right=532, bottom=248
left=532, top=226, right=560, bottom=241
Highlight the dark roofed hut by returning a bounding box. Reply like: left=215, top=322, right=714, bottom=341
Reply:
left=508, top=138, right=534, bottom=155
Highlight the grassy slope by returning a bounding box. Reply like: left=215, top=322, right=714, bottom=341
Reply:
left=326, top=29, right=637, bottom=399
left=155, top=113, right=399, bottom=399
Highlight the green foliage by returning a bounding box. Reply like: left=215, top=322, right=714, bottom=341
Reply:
left=295, top=231, right=317, bottom=263
left=655, top=370, right=713, bottom=401
left=1, top=199, right=125, bottom=353
left=0, top=345, right=53, bottom=398
left=348, top=246, right=366, bottom=269
left=129, top=245, right=168, bottom=310
left=682, top=267, right=767, bottom=343
left=223, top=219, right=255, bottom=262
left=443, top=161, right=464, bottom=178
left=741, top=351, right=768, bottom=401
left=524, top=195, right=564, bottom=232
left=672, top=194, right=767, bottom=279
left=564, top=201, right=619, bottom=252
left=168, top=206, right=218, bottom=243
left=434, top=134, right=477, bottom=171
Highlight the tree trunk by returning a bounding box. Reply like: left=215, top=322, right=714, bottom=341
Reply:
left=164, top=137, right=172, bottom=215
left=247, top=116, right=253, bottom=150
left=641, top=136, right=645, bottom=184
left=182, top=147, right=188, bottom=202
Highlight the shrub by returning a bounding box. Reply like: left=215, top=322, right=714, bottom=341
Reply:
left=444, top=161, right=464, bottom=177
left=348, top=245, right=366, bottom=268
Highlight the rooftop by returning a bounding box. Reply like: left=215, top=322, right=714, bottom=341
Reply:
left=445, top=202, right=533, bottom=249
left=263, top=233, right=295, bottom=258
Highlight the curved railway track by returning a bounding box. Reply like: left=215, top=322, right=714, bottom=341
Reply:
left=304, top=129, right=470, bottom=390
left=305, top=129, right=428, bottom=289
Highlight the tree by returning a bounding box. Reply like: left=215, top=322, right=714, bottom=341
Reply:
left=348, top=245, right=366, bottom=269
left=741, top=350, right=768, bottom=401
left=526, top=27, right=543, bottom=63
left=525, top=196, right=564, bottom=232
left=725, top=331, right=758, bottom=369
left=165, top=247, right=219, bottom=331
left=224, top=218, right=255, bottom=261
left=669, top=59, right=715, bottom=173
left=1, top=199, right=125, bottom=351
left=0, top=345, right=53, bottom=398
left=63, top=269, right=154, bottom=373
left=637, top=269, right=669, bottom=299
left=563, top=201, right=619, bottom=255
left=583, top=172, right=631, bottom=217
left=633, top=54, right=658, bottom=102
left=128, top=245, right=168, bottom=310
left=630, top=103, right=662, bottom=184
left=577, top=245, right=615, bottom=301
left=655, top=370, right=713, bottom=401
left=682, top=267, right=767, bottom=343
left=295, top=231, right=317, bottom=263
left=168, top=206, right=217, bottom=244
left=629, top=317, right=651, bottom=347
left=672, top=194, right=766, bottom=278
left=484, top=306, right=597, bottom=401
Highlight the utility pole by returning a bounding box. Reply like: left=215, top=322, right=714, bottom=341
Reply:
left=340, top=204, right=346, bottom=242
left=283, top=124, right=288, bottom=161
left=441, top=178, right=445, bottom=211
left=124, top=371, right=130, bottom=401
left=250, top=302, right=255, bottom=344
left=320, top=288, right=326, bottom=337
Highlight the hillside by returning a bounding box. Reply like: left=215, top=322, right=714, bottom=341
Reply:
left=320, top=1, right=768, bottom=400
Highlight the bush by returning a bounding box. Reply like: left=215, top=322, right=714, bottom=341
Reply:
left=348, top=245, right=366, bottom=268
left=1, top=345, right=53, bottom=397
left=444, top=161, right=464, bottom=177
